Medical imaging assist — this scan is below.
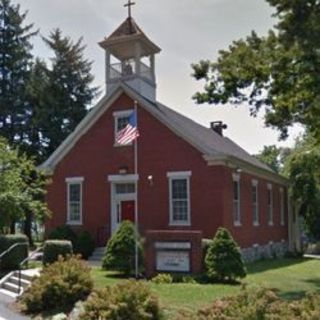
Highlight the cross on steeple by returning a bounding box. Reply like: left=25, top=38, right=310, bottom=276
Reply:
left=124, top=0, right=136, bottom=19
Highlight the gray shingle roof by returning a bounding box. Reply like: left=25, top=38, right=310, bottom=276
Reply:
left=153, top=101, right=273, bottom=172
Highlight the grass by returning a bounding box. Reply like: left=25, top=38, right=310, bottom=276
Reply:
left=91, top=258, right=320, bottom=315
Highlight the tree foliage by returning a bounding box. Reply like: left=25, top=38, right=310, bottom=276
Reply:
left=36, top=29, right=98, bottom=159
left=0, top=138, right=50, bottom=234
left=254, top=145, right=291, bottom=173
left=0, top=0, right=37, bottom=148
left=284, top=135, right=320, bottom=240
left=205, top=227, right=246, bottom=282
left=192, top=0, right=320, bottom=140
left=102, top=221, right=143, bottom=276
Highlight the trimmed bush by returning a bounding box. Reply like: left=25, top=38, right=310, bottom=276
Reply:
left=43, top=240, right=73, bottom=264
left=74, top=231, right=95, bottom=259
left=79, top=280, right=161, bottom=320
left=0, top=234, right=28, bottom=270
left=151, top=273, right=173, bottom=284
left=205, top=227, right=246, bottom=282
left=20, top=255, right=93, bottom=314
left=102, top=221, right=143, bottom=275
left=48, top=225, right=77, bottom=245
left=48, top=226, right=95, bottom=260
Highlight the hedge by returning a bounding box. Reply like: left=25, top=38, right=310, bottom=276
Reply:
left=0, top=234, right=29, bottom=270
left=43, top=240, right=73, bottom=264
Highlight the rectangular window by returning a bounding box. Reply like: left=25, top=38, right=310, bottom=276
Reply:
left=267, top=184, right=273, bottom=226
left=66, top=177, right=83, bottom=225
left=252, top=180, right=259, bottom=226
left=113, top=110, right=132, bottom=146
left=167, top=172, right=191, bottom=226
left=280, top=188, right=285, bottom=226
left=233, top=174, right=241, bottom=226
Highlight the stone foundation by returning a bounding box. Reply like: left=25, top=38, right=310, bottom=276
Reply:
left=241, top=240, right=288, bottom=263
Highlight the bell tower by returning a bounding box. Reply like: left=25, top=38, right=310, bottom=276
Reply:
left=99, top=1, right=161, bottom=102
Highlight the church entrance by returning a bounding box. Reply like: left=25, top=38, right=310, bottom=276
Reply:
left=109, top=178, right=137, bottom=235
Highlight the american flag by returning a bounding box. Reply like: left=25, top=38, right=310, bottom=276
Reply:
left=116, top=111, right=140, bottom=145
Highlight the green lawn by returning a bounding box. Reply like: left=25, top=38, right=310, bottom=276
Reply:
left=91, top=258, right=320, bottom=316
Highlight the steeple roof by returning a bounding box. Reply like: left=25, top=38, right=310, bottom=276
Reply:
left=99, top=17, right=161, bottom=59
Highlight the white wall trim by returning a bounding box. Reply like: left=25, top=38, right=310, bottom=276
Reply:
left=108, top=174, right=139, bottom=182
left=113, top=109, right=133, bottom=117
left=166, top=171, right=192, bottom=178
left=65, top=177, right=84, bottom=183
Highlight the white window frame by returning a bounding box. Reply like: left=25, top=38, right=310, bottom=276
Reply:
left=232, top=173, right=241, bottom=226
left=167, top=171, right=191, bottom=226
left=66, top=177, right=84, bottom=225
left=267, top=183, right=273, bottom=226
left=113, top=109, right=133, bottom=147
left=280, top=187, right=285, bottom=226
left=252, top=179, right=259, bottom=226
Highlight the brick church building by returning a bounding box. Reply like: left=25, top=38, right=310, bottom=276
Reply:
left=41, top=12, right=299, bottom=263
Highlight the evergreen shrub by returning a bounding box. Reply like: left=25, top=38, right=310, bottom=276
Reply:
left=43, top=240, right=72, bottom=264
left=20, top=255, right=93, bottom=314
left=74, top=230, right=95, bottom=259
left=0, top=234, right=28, bottom=270
left=151, top=273, right=173, bottom=284
left=102, top=221, right=143, bottom=275
left=79, top=280, right=161, bottom=320
left=205, top=227, right=246, bottom=282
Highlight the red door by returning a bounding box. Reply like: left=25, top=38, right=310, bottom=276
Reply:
left=121, top=200, right=135, bottom=223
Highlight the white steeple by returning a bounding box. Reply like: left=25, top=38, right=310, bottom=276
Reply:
left=99, top=13, right=161, bottom=102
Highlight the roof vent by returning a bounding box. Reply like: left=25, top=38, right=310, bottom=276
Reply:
left=210, top=121, right=227, bottom=136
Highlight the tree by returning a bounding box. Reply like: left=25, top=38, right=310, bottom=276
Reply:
left=102, top=221, right=143, bottom=276
left=284, top=134, right=320, bottom=240
left=0, top=0, right=37, bottom=147
left=38, top=29, right=98, bottom=158
left=205, top=227, right=246, bottom=282
left=192, top=0, right=320, bottom=141
left=254, top=145, right=291, bottom=173
left=0, top=138, right=50, bottom=241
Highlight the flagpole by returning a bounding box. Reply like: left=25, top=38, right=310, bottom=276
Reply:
left=134, top=100, right=139, bottom=278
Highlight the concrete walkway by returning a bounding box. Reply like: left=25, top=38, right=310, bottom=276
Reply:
left=0, top=302, right=30, bottom=320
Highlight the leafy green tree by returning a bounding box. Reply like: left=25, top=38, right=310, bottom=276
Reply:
left=284, top=135, right=320, bottom=240
left=255, top=145, right=291, bottom=173
left=102, top=221, right=142, bottom=276
left=0, top=0, right=37, bottom=148
left=0, top=138, right=50, bottom=240
left=38, top=29, right=98, bottom=158
left=205, top=227, right=246, bottom=282
left=192, top=0, right=320, bottom=141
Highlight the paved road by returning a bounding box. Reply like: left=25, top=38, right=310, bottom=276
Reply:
left=0, top=302, right=30, bottom=320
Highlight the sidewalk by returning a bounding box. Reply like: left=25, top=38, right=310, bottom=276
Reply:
left=0, top=302, right=30, bottom=320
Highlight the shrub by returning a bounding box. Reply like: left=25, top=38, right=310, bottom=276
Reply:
left=74, top=231, right=95, bottom=259
left=43, top=240, right=73, bottom=264
left=48, top=225, right=77, bottom=245
left=20, top=255, right=93, bottom=314
left=205, top=227, right=246, bottom=282
left=102, top=221, right=143, bottom=275
left=0, top=234, right=28, bottom=270
left=197, top=287, right=320, bottom=319
left=151, top=273, right=173, bottom=284
left=79, top=280, right=161, bottom=320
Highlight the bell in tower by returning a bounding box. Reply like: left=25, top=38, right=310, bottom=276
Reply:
left=99, top=1, right=161, bottom=102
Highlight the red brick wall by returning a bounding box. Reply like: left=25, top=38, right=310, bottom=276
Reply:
left=223, top=168, right=288, bottom=247
left=45, top=92, right=288, bottom=248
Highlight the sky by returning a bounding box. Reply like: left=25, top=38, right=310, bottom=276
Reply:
left=17, top=0, right=302, bottom=154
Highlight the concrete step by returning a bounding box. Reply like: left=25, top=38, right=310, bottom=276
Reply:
left=9, top=276, right=30, bottom=288
left=0, top=288, right=18, bottom=302
left=3, top=281, right=20, bottom=294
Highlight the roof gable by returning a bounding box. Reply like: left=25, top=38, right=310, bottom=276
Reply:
left=40, top=83, right=284, bottom=183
